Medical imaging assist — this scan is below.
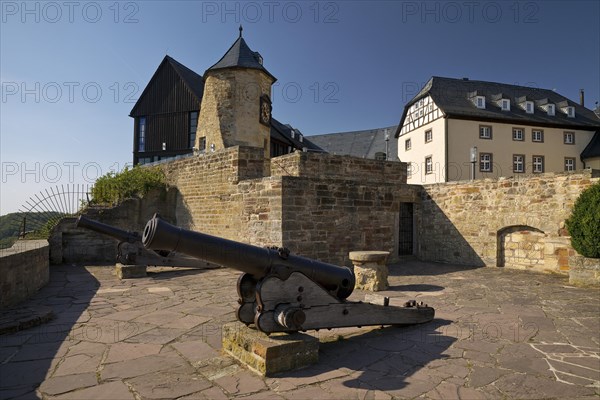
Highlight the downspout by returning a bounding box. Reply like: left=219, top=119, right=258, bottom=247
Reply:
left=444, top=117, right=449, bottom=182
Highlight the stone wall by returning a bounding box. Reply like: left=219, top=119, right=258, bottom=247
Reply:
left=271, top=151, right=407, bottom=184
left=280, top=176, right=419, bottom=266
left=0, top=240, right=49, bottom=308
left=418, top=171, right=598, bottom=273
left=162, top=146, right=412, bottom=266
left=50, top=189, right=177, bottom=264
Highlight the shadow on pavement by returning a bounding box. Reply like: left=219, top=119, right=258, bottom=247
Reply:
left=278, top=319, right=455, bottom=393
left=390, top=284, right=445, bottom=292
left=0, top=265, right=98, bottom=399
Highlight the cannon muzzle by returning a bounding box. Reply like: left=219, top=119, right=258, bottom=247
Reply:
left=76, top=215, right=140, bottom=243
left=142, top=214, right=355, bottom=300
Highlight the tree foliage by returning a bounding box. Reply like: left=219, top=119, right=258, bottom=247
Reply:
left=566, top=182, right=600, bottom=258
left=90, top=166, right=166, bottom=206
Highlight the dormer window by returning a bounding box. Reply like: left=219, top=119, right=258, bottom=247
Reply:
left=547, top=104, right=555, bottom=116
left=525, top=101, right=534, bottom=114
left=476, top=96, right=485, bottom=109
left=566, top=106, right=575, bottom=118
left=501, top=99, right=510, bottom=111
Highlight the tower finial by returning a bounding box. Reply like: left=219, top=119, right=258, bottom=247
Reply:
left=239, top=25, right=243, bottom=38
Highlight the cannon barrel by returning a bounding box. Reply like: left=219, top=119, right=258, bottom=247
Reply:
left=76, top=215, right=140, bottom=243
left=142, top=215, right=355, bottom=300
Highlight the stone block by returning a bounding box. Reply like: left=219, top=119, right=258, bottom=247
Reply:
left=115, top=263, right=147, bottom=279
left=349, top=251, right=390, bottom=291
left=222, top=322, right=318, bottom=376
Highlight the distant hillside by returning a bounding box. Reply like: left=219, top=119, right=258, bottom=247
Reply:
left=0, top=212, right=64, bottom=249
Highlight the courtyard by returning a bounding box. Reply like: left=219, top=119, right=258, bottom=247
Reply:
left=1, top=260, right=598, bottom=399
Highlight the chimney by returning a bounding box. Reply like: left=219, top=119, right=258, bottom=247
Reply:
left=580, top=89, right=585, bottom=106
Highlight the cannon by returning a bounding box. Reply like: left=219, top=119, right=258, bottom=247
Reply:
left=75, top=215, right=213, bottom=268
left=142, top=214, right=434, bottom=334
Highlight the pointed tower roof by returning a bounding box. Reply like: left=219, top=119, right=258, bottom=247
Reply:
left=206, top=27, right=276, bottom=82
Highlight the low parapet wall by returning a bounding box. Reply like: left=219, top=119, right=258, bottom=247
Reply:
left=0, top=240, right=49, bottom=308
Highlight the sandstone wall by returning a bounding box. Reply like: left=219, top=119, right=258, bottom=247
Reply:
left=281, top=176, right=419, bottom=266
left=0, top=240, right=49, bottom=308
left=50, top=189, right=177, bottom=264
left=418, top=171, right=598, bottom=273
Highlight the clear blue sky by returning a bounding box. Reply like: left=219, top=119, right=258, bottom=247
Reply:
left=1, top=0, right=599, bottom=215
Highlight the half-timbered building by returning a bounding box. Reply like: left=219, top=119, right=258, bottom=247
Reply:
left=395, top=77, right=600, bottom=184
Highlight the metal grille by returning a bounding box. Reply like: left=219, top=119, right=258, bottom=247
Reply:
left=398, top=203, right=414, bottom=256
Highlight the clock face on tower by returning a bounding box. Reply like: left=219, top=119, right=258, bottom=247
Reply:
left=259, top=96, right=271, bottom=126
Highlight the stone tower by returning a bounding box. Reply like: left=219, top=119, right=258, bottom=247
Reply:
left=196, top=27, right=276, bottom=159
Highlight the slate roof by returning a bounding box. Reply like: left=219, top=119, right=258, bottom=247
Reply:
left=206, top=35, right=276, bottom=82
left=395, top=77, right=600, bottom=137
left=309, top=126, right=398, bottom=160
left=581, top=130, right=600, bottom=159
left=271, top=119, right=324, bottom=152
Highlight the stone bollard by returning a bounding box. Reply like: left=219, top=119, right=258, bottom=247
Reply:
left=349, top=251, right=390, bottom=291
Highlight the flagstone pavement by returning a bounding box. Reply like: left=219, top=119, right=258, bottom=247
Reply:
left=0, top=260, right=598, bottom=399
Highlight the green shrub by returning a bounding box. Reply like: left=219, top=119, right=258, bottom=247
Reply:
left=566, top=182, right=600, bottom=258
left=90, top=166, right=166, bottom=205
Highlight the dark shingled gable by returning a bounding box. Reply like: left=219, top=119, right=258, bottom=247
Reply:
left=206, top=37, right=276, bottom=82
left=395, top=77, right=600, bottom=138
left=581, top=130, right=600, bottom=160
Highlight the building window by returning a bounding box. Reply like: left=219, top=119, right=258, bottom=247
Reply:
left=479, top=125, right=492, bottom=139
left=425, top=129, right=432, bottom=143
left=138, top=157, right=152, bottom=165
left=547, top=104, right=555, bottom=116
left=533, top=155, right=544, bottom=173
left=407, top=162, right=413, bottom=176
left=532, top=129, right=544, bottom=142
left=513, top=154, right=525, bottom=173
left=480, top=153, right=493, bottom=172
left=189, top=111, right=198, bottom=149
left=198, top=137, right=206, bottom=152
left=425, top=156, right=433, bottom=174
left=138, top=117, right=146, bottom=152
left=566, top=106, right=575, bottom=118
left=565, top=157, right=576, bottom=171
left=405, top=138, right=411, bottom=151
left=525, top=101, right=534, bottom=114
left=501, top=99, right=510, bottom=111
left=564, top=131, right=575, bottom=144
left=512, top=128, right=524, bottom=141
left=476, top=96, right=485, bottom=109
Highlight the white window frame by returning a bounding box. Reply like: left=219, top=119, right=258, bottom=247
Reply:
left=532, top=129, right=544, bottom=142
left=513, top=155, right=525, bottom=173
left=512, top=128, right=524, bottom=141
left=425, top=129, right=432, bottom=143
left=566, top=106, right=575, bottom=118
left=564, top=132, right=575, bottom=144
left=533, top=156, right=544, bottom=173
left=525, top=101, right=534, bottom=114
left=565, top=158, right=576, bottom=171
left=405, top=138, right=411, bottom=151
left=480, top=153, right=492, bottom=172
left=425, top=156, right=433, bottom=174
left=479, top=125, right=492, bottom=139
left=547, top=104, right=555, bottom=116
left=501, top=99, right=510, bottom=111
left=476, top=96, right=485, bottom=109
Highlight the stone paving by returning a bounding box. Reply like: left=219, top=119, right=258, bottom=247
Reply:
left=0, top=261, right=599, bottom=399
